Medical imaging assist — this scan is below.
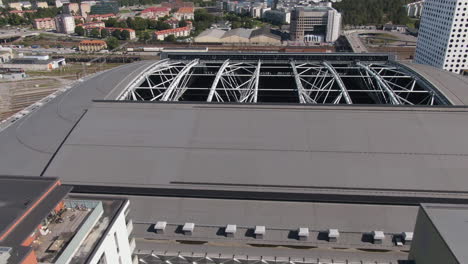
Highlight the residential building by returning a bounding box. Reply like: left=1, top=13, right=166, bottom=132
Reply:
left=0, top=176, right=135, bottom=264
left=54, top=0, right=68, bottom=8
left=55, top=14, right=76, bottom=34
left=153, top=26, right=191, bottom=41
left=33, top=1, right=48, bottom=8
left=79, top=40, right=108, bottom=51
left=173, top=7, right=194, bottom=20
left=414, top=0, right=468, bottom=74
left=8, top=10, right=36, bottom=17
left=33, top=17, right=56, bottom=30
left=0, top=0, right=3, bottom=7
left=20, top=1, right=31, bottom=9
left=90, top=1, right=118, bottom=15
left=63, top=2, right=80, bottom=15
left=8, top=2, right=23, bottom=10
left=104, top=27, right=136, bottom=39
left=290, top=5, right=341, bottom=43
left=79, top=21, right=106, bottom=29
left=80, top=3, right=91, bottom=17
left=406, top=0, right=424, bottom=17
left=263, top=9, right=291, bottom=25
left=87, top=13, right=116, bottom=21
left=251, top=5, right=264, bottom=18
left=139, top=6, right=170, bottom=19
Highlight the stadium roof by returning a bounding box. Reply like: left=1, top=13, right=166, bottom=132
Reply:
left=2, top=53, right=468, bottom=203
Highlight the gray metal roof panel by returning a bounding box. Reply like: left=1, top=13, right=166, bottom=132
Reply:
left=421, top=204, right=468, bottom=264
left=44, top=102, right=468, bottom=192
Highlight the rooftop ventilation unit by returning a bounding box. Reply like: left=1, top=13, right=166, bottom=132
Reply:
left=154, top=221, right=167, bottom=234
left=328, top=229, right=340, bottom=242
left=182, top=222, right=195, bottom=235
left=225, top=224, right=237, bottom=237
left=298, top=227, right=309, bottom=241
left=403, top=232, right=413, bottom=245
left=372, top=230, right=385, bottom=244
left=254, top=225, right=266, bottom=239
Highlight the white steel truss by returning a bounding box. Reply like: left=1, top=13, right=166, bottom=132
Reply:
left=207, top=60, right=262, bottom=103
left=117, top=59, right=447, bottom=106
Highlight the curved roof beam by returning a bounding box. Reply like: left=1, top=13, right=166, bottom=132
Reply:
left=357, top=62, right=401, bottom=105
left=161, top=59, right=199, bottom=101
left=207, top=59, right=230, bottom=102
left=323, top=62, right=353, bottom=104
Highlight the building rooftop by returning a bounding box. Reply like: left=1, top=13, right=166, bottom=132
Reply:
left=196, top=29, right=226, bottom=39
left=2, top=53, right=468, bottom=205
left=141, top=6, right=170, bottom=13
left=79, top=40, right=107, bottom=45
left=250, top=27, right=281, bottom=40
left=0, top=176, right=71, bottom=264
left=176, top=7, right=194, bottom=13
left=0, top=176, right=127, bottom=264
left=154, top=26, right=190, bottom=35
left=419, top=204, right=468, bottom=264
left=222, top=28, right=253, bottom=39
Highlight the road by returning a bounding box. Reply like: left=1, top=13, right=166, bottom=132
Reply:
left=343, top=30, right=368, bottom=53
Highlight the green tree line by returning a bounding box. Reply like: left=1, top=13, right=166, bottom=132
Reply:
left=334, top=0, right=413, bottom=25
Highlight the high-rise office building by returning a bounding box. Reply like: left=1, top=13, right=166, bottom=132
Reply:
left=414, top=0, right=468, bottom=74
left=290, top=4, right=341, bottom=43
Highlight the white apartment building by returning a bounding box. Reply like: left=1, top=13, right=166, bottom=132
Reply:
left=415, top=0, right=468, bottom=74
left=55, top=14, right=76, bottom=34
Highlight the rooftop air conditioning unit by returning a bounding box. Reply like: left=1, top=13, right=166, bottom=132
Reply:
left=254, top=225, right=265, bottom=239
left=154, top=221, right=167, bottom=234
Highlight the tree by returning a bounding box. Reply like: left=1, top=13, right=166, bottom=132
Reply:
left=164, top=34, right=176, bottom=42
left=112, top=29, right=122, bottom=39
left=178, top=20, right=187, bottom=27
left=75, top=26, right=85, bottom=36
left=106, top=36, right=119, bottom=50
left=121, top=30, right=131, bottom=40
left=105, top=17, right=118, bottom=27
left=142, top=31, right=151, bottom=42
left=101, top=29, right=109, bottom=38
left=156, top=21, right=171, bottom=30
left=90, top=28, right=100, bottom=38
left=132, top=17, right=148, bottom=31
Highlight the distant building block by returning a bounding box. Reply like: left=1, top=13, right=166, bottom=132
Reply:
left=372, top=230, right=385, bottom=244
left=403, top=232, right=413, bottom=245
left=298, top=227, right=309, bottom=241
left=225, top=224, right=237, bottom=237
left=328, top=229, right=340, bottom=242
left=154, top=221, right=167, bottom=234
left=254, top=225, right=265, bottom=239
left=182, top=222, right=195, bottom=235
